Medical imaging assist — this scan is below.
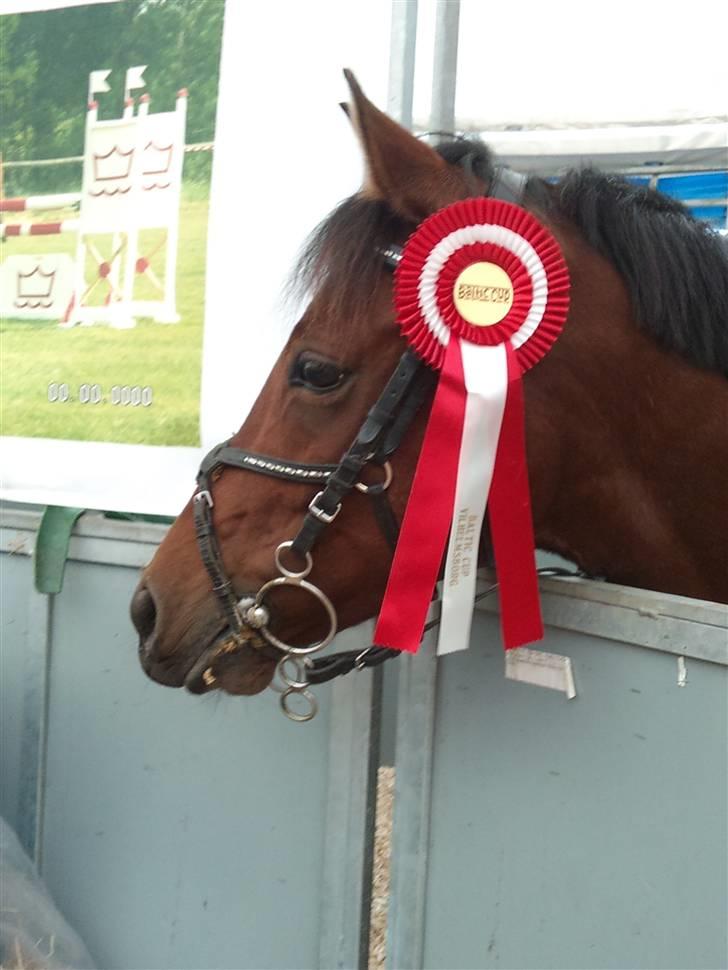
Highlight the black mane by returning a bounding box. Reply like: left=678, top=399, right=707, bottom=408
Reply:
left=295, top=139, right=728, bottom=376
left=554, top=168, right=728, bottom=376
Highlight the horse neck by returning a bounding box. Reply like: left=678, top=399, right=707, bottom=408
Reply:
left=525, top=227, right=728, bottom=604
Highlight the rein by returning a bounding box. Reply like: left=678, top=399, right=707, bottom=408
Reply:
left=193, top=166, right=531, bottom=721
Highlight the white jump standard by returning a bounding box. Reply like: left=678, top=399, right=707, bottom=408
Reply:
left=0, top=66, right=188, bottom=330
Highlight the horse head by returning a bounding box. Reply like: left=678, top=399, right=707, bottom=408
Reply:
left=130, top=72, right=728, bottom=701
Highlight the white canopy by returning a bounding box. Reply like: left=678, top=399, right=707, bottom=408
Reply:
left=471, top=123, right=728, bottom=173
left=414, top=0, right=728, bottom=168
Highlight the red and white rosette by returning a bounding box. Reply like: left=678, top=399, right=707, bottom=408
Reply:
left=374, top=197, right=570, bottom=655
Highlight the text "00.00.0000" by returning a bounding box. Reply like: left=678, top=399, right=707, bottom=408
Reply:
left=47, top=383, right=153, bottom=406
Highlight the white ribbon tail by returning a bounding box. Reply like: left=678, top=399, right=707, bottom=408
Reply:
left=438, top=341, right=508, bottom=655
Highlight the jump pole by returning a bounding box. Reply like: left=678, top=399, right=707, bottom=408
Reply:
left=0, top=220, right=79, bottom=238
left=0, top=193, right=81, bottom=212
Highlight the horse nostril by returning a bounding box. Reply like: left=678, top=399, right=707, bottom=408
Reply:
left=131, top=584, right=158, bottom=641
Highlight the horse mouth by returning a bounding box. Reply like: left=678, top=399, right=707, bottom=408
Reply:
left=182, top=628, right=276, bottom=696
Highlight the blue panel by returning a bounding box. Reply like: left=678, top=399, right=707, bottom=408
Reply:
left=622, top=172, right=728, bottom=227
left=656, top=171, right=728, bottom=200
left=688, top=206, right=726, bottom=227
left=653, top=171, right=728, bottom=227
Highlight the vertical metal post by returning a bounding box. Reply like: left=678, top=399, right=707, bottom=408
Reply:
left=386, top=624, right=439, bottom=970
left=383, top=9, right=445, bottom=967
left=430, top=0, right=461, bottom=134
left=319, top=665, right=382, bottom=970
left=387, top=0, right=419, bottom=128
left=17, top=590, right=53, bottom=866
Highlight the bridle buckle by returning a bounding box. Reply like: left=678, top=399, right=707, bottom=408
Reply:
left=354, top=648, right=374, bottom=671
left=308, top=491, right=341, bottom=524
left=194, top=489, right=214, bottom=509
left=355, top=460, right=393, bottom=494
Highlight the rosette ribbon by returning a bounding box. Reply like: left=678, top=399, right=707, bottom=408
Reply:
left=373, top=198, right=570, bottom=655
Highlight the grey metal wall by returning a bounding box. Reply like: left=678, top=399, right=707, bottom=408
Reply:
left=3, top=505, right=727, bottom=970
left=382, top=13, right=727, bottom=962
left=388, top=582, right=728, bottom=970
left=1, top=505, right=377, bottom=970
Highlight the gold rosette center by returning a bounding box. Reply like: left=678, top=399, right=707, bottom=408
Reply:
left=453, top=261, right=514, bottom=327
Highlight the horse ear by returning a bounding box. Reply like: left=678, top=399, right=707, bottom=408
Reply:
left=342, top=69, right=467, bottom=222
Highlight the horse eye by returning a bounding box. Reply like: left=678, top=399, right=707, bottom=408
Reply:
left=290, top=353, right=348, bottom=393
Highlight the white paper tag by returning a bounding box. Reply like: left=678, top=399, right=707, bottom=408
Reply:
left=505, top=647, right=576, bottom=698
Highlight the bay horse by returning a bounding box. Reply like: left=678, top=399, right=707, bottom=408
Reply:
left=130, top=72, right=728, bottom=702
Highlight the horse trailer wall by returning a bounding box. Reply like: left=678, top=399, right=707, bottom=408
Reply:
left=0, top=505, right=377, bottom=970
left=1, top=504, right=727, bottom=970
left=389, top=603, right=727, bottom=970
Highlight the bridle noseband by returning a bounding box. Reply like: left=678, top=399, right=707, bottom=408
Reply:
left=193, top=166, right=530, bottom=721
left=193, top=299, right=438, bottom=719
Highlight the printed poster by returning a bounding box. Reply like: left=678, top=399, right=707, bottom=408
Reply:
left=0, top=0, right=223, bottom=513
left=0, top=0, right=393, bottom=514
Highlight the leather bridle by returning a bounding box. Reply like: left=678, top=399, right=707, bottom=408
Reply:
left=192, top=252, right=440, bottom=718
left=192, top=167, right=531, bottom=720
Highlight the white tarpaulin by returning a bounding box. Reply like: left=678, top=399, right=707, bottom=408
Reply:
left=417, top=0, right=728, bottom=128
left=414, top=0, right=727, bottom=169
left=474, top=123, right=728, bottom=173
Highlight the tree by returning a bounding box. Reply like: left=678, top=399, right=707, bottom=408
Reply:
left=0, top=0, right=224, bottom=176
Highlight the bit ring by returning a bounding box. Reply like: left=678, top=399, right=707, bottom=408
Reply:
left=274, top=541, right=313, bottom=579
left=254, top=576, right=337, bottom=655
left=271, top=655, right=311, bottom=692
left=281, top=687, right=318, bottom=722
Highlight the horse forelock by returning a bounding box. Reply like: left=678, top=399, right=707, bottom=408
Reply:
left=291, top=139, right=497, bottom=335
left=291, top=194, right=409, bottom=333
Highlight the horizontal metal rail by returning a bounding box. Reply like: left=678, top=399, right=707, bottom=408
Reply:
left=3, top=505, right=725, bottom=670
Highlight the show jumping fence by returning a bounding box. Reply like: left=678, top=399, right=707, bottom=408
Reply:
left=0, top=85, right=214, bottom=329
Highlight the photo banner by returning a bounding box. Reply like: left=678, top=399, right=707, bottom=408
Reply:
left=0, top=0, right=393, bottom=515
left=0, top=0, right=223, bottom=513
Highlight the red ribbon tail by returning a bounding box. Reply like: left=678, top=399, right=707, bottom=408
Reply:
left=488, top=343, right=543, bottom=649
left=374, top=339, right=467, bottom=653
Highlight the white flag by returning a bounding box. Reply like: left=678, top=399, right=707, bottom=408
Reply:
left=125, top=66, right=147, bottom=93
left=88, top=70, right=111, bottom=96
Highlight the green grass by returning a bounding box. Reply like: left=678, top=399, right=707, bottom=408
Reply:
left=0, top=193, right=209, bottom=446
